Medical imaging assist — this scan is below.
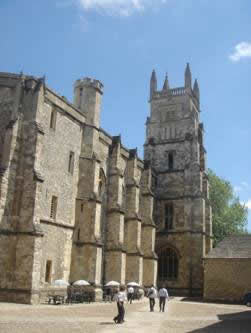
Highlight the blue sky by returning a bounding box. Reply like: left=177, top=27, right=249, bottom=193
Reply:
left=1, top=0, right=251, bottom=229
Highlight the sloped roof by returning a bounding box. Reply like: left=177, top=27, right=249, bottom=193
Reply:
left=205, top=235, right=251, bottom=259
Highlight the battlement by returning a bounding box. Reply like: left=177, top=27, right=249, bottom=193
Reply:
left=153, top=86, right=187, bottom=99
left=150, top=64, right=200, bottom=105
left=74, top=77, right=104, bottom=94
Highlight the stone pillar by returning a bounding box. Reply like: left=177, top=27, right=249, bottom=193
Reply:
left=140, top=164, right=158, bottom=287
left=105, top=137, right=126, bottom=285
left=125, top=150, right=143, bottom=285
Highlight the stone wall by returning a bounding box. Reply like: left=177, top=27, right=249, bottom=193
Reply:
left=204, top=258, right=251, bottom=301
left=0, top=71, right=157, bottom=304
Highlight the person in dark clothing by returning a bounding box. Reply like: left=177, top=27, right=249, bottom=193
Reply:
left=158, top=286, right=169, bottom=312
left=113, top=286, right=126, bottom=324
left=147, top=285, right=157, bottom=312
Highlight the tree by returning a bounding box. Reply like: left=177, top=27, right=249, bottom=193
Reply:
left=208, top=169, right=248, bottom=245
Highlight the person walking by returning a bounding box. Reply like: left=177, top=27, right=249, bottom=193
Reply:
left=158, top=286, right=169, bottom=312
left=127, top=286, right=134, bottom=304
left=147, top=285, right=157, bottom=312
left=113, top=286, right=126, bottom=324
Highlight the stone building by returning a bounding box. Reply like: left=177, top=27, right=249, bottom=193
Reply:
left=0, top=64, right=212, bottom=304
left=204, top=235, right=251, bottom=302
left=145, top=64, right=212, bottom=296
left=0, top=72, right=157, bottom=304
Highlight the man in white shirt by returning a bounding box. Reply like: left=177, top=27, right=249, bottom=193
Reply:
left=158, top=286, right=169, bottom=312
left=113, top=286, right=126, bottom=324
left=127, top=286, right=134, bottom=304
left=147, top=285, right=157, bottom=312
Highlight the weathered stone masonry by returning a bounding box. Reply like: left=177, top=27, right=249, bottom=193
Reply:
left=145, top=65, right=212, bottom=296
left=0, top=64, right=212, bottom=303
left=0, top=72, right=157, bottom=303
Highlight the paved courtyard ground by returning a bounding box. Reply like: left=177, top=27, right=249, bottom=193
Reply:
left=0, top=297, right=251, bottom=333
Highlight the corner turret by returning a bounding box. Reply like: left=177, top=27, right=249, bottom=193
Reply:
left=73, top=77, right=103, bottom=128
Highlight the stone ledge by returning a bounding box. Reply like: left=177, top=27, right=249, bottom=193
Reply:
left=142, top=222, right=156, bottom=229
left=157, top=168, right=184, bottom=174
left=0, top=287, right=39, bottom=294
left=34, top=169, right=45, bottom=182
left=74, top=240, right=103, bottom=248
left=143, top=253, right=158, bottom=260
left=125, top=214, right=142, bottom=223
left=33, top=121, right=45, bottom=134
left=105, top=246, right=126, bottom=253
left=0, top=228, right=44, bottom=237
left=40, top=219, right=74, bottom=230
left=156, top=194, right=204, bottom=201
left=157, top=229, right=212, bottom=237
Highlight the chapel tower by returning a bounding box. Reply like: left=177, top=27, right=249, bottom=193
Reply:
left=144, top=64, right=212, bottom=295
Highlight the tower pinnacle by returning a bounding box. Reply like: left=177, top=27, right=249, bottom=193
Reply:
left=185, top=63, right=192, bottom=89
left=193, top=79, right=200, bottom=102
left=162, top=73, right=169, bottom=91
left=150, top=69, right=157, bottom=100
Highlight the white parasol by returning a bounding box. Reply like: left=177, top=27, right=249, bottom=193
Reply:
left=127, top=281, right=140, bottom=287
left=73, top=280, right=90, bottom=286
left=105, top=280, right=120, bottom=287
left=52, top=279, right=69, bottom=286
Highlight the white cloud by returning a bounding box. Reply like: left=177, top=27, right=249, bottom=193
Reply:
left=234, top=182, right=249, bottom=194
left=234, top=186, right=242, bottom=193
left=229, top=42, right=251, bottom=62
left=77, top=0, right=166, bottom=16
left=243, top=199, right=251, bottom=210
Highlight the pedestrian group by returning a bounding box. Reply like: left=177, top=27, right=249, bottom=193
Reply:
left=113, top=284, right=169, bottom=324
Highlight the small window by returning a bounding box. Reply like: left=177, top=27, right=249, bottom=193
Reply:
left=68, top=151, right=74, bottom=174
left=79, top=88, right=83, bottom=108
left=50, top=109, right=57, bottom=130
left=77, top=229, right=80, bottom=241
left=45, top=260, right=52, bottom=283
left=81, top=203, right=84, bottom=212
left=168, top=152, right=174, bottom=170
left=79, top=87, right=83, bottom=97
left=50, top=196, right=58, bottom=220
left=165, top=204, right=174, bottom=230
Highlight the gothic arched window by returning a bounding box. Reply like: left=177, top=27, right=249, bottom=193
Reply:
left=158, top=247, right=178, bottom=280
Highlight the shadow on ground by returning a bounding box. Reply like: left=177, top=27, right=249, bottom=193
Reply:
left=188, top=311, right=251, bottom=333
left=181, top=297, right=243, bottom=306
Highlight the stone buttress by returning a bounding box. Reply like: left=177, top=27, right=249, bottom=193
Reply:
left=124, top=149, right=143, bottom=285
left=140, top=162, right=158, bottom=287
left=0, top=74, right=44, bottom=303
left=104, top=136, right=126, bottom=285
left=70, top=78, right=104, bottom=300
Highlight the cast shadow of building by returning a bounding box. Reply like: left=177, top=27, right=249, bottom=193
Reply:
left=187, top=310, right=251, bottom=333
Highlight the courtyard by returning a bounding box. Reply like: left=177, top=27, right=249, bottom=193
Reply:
left=0, top=297, right=250, bottom=333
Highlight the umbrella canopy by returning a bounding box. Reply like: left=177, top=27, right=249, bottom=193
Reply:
left=105, top=280, right=120, bottom=287
left=127, top=282, right=140, bottom=287
left=52, top=279, right=69, bottom=286
left=73, top=280, right=90, bottom=286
